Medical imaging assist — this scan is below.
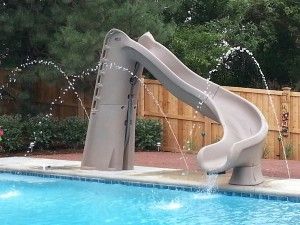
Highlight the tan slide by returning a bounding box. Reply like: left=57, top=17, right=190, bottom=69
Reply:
left=81, top=29, right=268, bottom=185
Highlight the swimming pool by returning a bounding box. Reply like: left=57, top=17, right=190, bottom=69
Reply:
left=0, top=172, right=299, bottom=225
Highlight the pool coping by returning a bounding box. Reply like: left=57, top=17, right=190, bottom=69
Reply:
left=0, top=157, right=299, bottom=203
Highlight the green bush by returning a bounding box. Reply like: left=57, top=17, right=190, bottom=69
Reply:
left=284, top=143, right=294, bottom=160
left=0, top=114, right=88, bottom=153
left=58, top=117, right=88, bottom=149
left=135, top=117, right=163, bottom=151
left=24, top=115, right=60, bottom=150
left=0, top=115, right=25, bottom=152
left=0, top=115, right=163, bottom=152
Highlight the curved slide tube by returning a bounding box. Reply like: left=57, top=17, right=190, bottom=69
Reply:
left=82, top=29, right=268, bottom=185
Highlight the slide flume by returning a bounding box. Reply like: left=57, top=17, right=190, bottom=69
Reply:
left=82, top=29, right=268, bottom=185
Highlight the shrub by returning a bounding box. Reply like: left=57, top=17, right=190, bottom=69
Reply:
left=0, top=115, right=165, bottom=152
left=57, top=117, right=88, bottom=149
left=0, top=115, right=25, bottom=152
left=0, top=114, right=88, bottom=153
left=184, top=139, right=197, bottom=152
left=135, top=117, right=163, bottom=151
left=284, top=143, right=294, bottom=160
left=24, top=115, right=60, bottom=150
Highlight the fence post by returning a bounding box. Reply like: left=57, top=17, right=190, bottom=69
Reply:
left=137, top=78, right=145, bottom=117
left=280, top=87, right=291, bottom=159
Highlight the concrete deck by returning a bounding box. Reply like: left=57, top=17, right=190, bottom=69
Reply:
left=0, top=157, right=299, bottom=198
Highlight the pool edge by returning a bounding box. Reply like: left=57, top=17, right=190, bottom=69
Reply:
left=0, top=167, right=299, bottom=203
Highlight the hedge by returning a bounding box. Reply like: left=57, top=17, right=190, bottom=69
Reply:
left=0, top=115, right=88, bottom=152
left=0, top=115, right=163, bottom=153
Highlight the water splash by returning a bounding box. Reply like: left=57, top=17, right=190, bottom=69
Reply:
left=1, top=1, right=6, bottom=7
left=203, top=174, right=219, bottom=194
left=0, top=190, right=20, bottom=199
left=153, top=200, right=183, bottom=211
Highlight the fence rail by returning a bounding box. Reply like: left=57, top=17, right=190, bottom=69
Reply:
left=1, top=69, right=299, bottom=160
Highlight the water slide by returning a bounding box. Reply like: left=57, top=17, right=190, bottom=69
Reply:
left=81, top=29, right=268, bottom=185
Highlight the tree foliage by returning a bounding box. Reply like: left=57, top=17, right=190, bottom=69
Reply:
left=0, top=0, right=176, bottom=115
left=0, top=0, right=299, bottom=109
left=169, top=0, right=300, bottom=89
left=0, top=0, right=175, bottom=73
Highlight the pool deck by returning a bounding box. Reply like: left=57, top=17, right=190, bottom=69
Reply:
left=0, top=157, right=299, bottom=199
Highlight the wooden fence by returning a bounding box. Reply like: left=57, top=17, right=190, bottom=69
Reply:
left=0, top=70, right=93, bottom=118
left=34, top=80, right=93, bottom=119
left=137, top=79, right=300, bottom=161
left=1, top=69, right=300, bottom=160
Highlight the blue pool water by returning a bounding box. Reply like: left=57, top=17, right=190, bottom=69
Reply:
left=0, top=173, right=299, bottom=225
